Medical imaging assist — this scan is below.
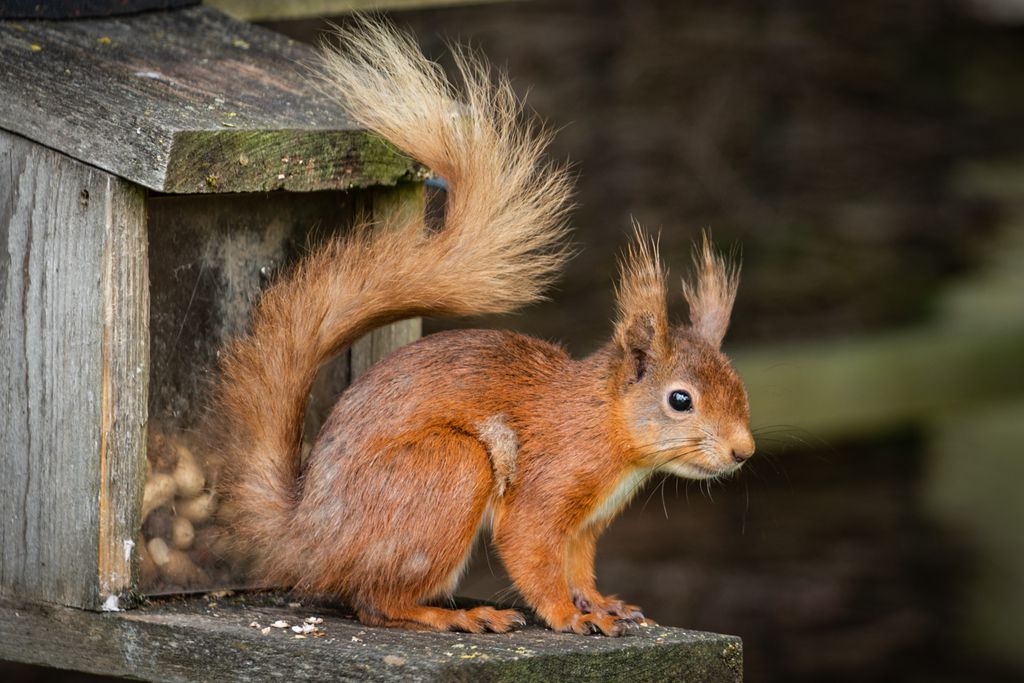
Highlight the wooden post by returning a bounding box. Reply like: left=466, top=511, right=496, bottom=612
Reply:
left=0, top=131, right=149, bottom=610
left=350, top=182, right=426, bottom=379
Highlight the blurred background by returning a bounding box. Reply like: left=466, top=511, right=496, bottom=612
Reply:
left=7, top=0, right=1024, bottom=681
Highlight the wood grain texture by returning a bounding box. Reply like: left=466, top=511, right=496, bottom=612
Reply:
left=0, top=5, right=424, bottom=193
left=0, top=593, right=743, bottom=682
left=98, top=157, right=150, bottom=610
left=0, top=0, right=197, bottom=19
left=0, top=130, right=149, bottom=610
left=350, top=182, right=425, bottom=379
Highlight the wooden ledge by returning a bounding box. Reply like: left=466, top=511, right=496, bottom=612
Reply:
left=0, top=6, right=424, bottom=193
left=0, top=593, right=742, bottom=681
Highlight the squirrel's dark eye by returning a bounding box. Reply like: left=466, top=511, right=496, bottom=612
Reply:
left=668, top=390, right=693, bottom=412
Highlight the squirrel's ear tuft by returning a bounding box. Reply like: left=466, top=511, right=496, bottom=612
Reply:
left=682, top=232, right=740, bottom=349
left=614, top=223, right=669, bottom=383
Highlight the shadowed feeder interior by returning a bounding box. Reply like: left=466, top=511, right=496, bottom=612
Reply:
left=138, top=187, right=422, bottom=594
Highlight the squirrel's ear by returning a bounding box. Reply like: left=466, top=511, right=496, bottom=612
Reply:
left=614, top=225, right=669, bottom=383
left=682, top=232, right=740, bottom=349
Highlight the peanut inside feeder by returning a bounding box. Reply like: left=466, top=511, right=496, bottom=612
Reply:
left=138, top=424, right=233, bottom=592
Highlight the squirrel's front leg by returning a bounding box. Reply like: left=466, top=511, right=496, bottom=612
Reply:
left=566, top=527, right=652, bottom=624
left=496, top=510, right=631, bottom=636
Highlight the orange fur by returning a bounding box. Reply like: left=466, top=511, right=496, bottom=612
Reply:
left=214, top=18, right=754, bottom=637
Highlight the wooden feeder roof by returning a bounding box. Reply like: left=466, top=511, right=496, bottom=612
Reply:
left=0, top=5, right=424, bottom=193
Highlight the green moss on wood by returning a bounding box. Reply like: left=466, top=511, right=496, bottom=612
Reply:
left=1, top=7, right=434, bottom=194
left=164, top=129, right=427, bottom=194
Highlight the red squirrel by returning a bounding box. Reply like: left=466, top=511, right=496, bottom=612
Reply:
left=216, top=19, right=754, bottom=637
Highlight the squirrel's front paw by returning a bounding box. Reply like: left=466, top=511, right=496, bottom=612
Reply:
left=573, top=592, right=655, bottom=626
left=559, top=611, right=632, bottom=637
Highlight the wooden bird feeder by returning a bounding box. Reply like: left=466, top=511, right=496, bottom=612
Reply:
left=0, top=3, right=425, bottom=611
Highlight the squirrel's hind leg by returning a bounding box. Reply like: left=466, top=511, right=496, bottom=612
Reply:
left=336, top=428, right=523, bottom=633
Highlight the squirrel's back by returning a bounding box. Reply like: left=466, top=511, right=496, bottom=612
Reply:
left=316, top=329, right=569, bottom=444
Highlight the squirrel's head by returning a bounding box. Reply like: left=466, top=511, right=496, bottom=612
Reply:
left=611, top=228, right=754, bottom=480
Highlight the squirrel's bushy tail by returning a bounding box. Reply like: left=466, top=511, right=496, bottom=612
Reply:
left=216, top=18, right=573, bottom=577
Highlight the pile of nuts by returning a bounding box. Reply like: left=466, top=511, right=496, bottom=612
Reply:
left=138, top=424, right=234, bottom=592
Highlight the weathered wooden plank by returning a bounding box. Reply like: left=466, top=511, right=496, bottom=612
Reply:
left=98, top=142, right=151, bottom=611
left=0, top=6, right=423, bottom=193
left=350, top=182, right=425, bottom=379
left=0, top=593, right=743, bottom=682
left=0, top=129, right=148, bottom=610
left=210, top=0, right=523, bottom=22
left=0, top=1, right=197, bottom=19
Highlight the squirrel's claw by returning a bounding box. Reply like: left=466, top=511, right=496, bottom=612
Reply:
left=606, top=600, right=649, bottom=624
left=560, top=611, right=632, bottom=637
left=473, top=607, right=527, bottom=633
left=574, top=592, right=652, bottom=625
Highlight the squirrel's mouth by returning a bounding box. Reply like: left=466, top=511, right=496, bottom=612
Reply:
left=664, top=459, right=738, bottom=480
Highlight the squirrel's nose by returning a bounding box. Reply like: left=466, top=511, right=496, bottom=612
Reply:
left=730, top=431, right=756, bottom=463
left=731, top=447, right=754, bottom=463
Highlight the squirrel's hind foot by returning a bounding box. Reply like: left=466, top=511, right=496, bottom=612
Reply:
left=355, top=604, right=525, bottom=634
